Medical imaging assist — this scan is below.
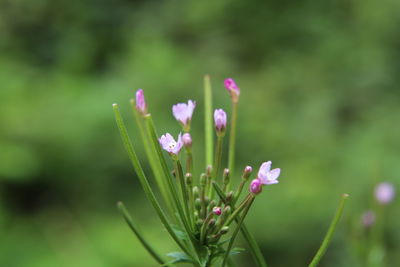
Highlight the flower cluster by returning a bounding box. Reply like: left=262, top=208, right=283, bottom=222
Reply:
left=114, top=76, right=347, bottom=267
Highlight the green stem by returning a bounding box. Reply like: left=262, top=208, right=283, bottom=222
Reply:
left=174, top=160, right=192, bottom=230
left=185, top=148, right=193, bottom=174
left=212, top=182, right=268, bottom=267
left=113, top=104, right=196, bottom=262
left=204, top=74, right=213, bottom=167
left=131, top=100, right=175, bottom=217
left=210, top=136, right=224, bottom=198
left=200, top=212, right=214, bottom=244
left=144, top=116, right=194, bottom=236
left=225, top=194, right=251, bottom=226
left=117, top=202, right=166, bottom=265
left=308, top=193, right=350, bottom=267
left=239, top=222, right=267, bottom=267
left=222, top=196, right=255, bottom=267
left=227, top=101, right=238, bottom=186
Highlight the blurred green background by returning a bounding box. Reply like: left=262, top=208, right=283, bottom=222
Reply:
left=1, top=0, right=399, bottom=266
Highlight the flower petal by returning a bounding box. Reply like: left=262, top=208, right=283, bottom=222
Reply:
left=267, top=168, right=280, bottom=181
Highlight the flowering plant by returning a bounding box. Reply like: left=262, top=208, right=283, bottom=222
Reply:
left=113, top=76, right=349, bottom=266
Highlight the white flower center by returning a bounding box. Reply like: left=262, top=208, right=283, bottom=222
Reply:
left=168, top=141, right=177, bottom=149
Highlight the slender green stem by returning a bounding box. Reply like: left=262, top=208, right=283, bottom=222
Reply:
left=130, top=100, right=175, bottom=216
left=113, top=104, right=196, bottom=262
left=239, top=222, right=267, bottom=267
left=308, top=193, right=350, bottom=267
left=222, top=196, right=255, bottom=267
left=174, top=160, right=192, bottom=229
left=212, top=182, right=268, bottom=267
left=232, top=180, right=247, bottom=207
left=227, top=101, right=238, bottom=185
left=144, top=116, right=193, bottom=232
left=213, top=136, right=224, bottom=179
left=204, top=74, right=213, bottom=166
left=225, top=194, right=251, bottom=226
left=200, top=212, right=214, bottom=244
left=117, top=202, right=166, bottom=265
left=210, top=136, right=223, bottom=198
left=185, top=148, right=193, bottom=174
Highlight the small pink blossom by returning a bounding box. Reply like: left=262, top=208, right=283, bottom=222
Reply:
left=375, top=182, right=395, bottom=204
left=214, top=109, right=227, bottom=133
left=361, top=210, right=375, bottom=228
left=257, top=161, right=280, bottom=185
left=172, top=100, right=196, bottom=130
left=159, top=133, right=183, bottom=155
left=224, top=78, right=240, bottom=102
left=213, top=207, right=222, bottom=216
left=182, top=133, right=192, bottom=147
left=135, top=89, right=147, bottom=114
left=250, top=179, right=263, bottom=194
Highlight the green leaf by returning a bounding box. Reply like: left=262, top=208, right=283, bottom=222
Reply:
left=230, top=247, right=245, bottom=256
left=198, top=246, right=210, bottom=267
left=165, top=252, right=195, bottom=265
left=171, top=225, right=189, bottom=241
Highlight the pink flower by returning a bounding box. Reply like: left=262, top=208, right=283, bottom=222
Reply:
left=361, top=210, right=375, bottom=228
left=159, top=133, right=183, bottom=156
left=213, top=207, right=222, bottom=216
left=224, top=78, right=240, bottom=102
left=172, top=100, right=196, bottom=130
left=135, top=89, right=147, bottom=114
left=375, top=182, right=395, bottom=204
left=214, top=109, right=227, bottom=133
left=257, top=161, right=280, bottom=185
left=250, top=179, right=263, bottom=194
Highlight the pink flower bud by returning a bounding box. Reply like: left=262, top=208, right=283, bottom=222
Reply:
left=182, top=133, right=192, bottom=147
left=135, top=89, right=147, bottom=114
left=242, top=166, right=253, bottom=180
left=213, top=206, right=222, bottom=216
left=224, top=78, right=240, bottom=102
left=250, top=179, right=263, bottom=195
left=214, top=109, right=227, bottom=133
left=375, top=182, right=395, bottom=204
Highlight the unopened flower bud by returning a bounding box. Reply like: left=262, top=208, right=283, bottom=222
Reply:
left=224, top=78, right=240, bottom=103
left=208, top=218, right=216, bottom=227
left=195, top=198, right=201, bottom=210
left=242, top=166, right=253, bottom=181
left=214, top=109, right=227, bottom=135
left=223, top=168, right=230, bottom=185
left=225, top=191, right=234, bottom=203
left=200, top=173, right=207, bottom=186
left=206, top=165, right=212, bottom=177
left=213, top=207, right=222, bottom=216
left=135, top=89, right=147, bottom=115
left=185, top=173, right=192, bottom=186
left=182, top=133, right=192, bottom=148
left=204, top=196, right=210, bottom=206
left=250, top=179, right=263, bottom=195
left=220, top=226, right=229, bottom=235
left=193, top=186, right=199, bottom=198
left=223, top=206, right=231, bottom=215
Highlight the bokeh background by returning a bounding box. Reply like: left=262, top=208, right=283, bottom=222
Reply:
left=1, top=0, right=399, bottom=266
